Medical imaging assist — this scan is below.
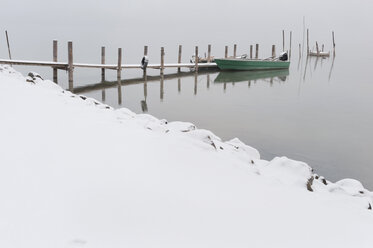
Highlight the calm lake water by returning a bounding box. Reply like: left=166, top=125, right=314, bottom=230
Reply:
left=2, top=0, right=373, bottom=189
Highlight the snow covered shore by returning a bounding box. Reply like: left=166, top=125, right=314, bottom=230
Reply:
left=0, top=65, right=373, bottom=248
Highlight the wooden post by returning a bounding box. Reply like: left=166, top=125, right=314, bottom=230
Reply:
left=143, top=45, right=148, bottom=77
left=233, top=44, right=237, bottom=58
left=322, top=44, right=324, bottom=52
left=272, top=45, right=276, bottom=58
left=207, top=44, right=211, bottom=63
left=315, top=42, right=319, bottom=54
left=289, top=31, right=292, bottom=59
left=101, top=46, right=105, bottom=82
left=225, top=46, right=228, bottom=58
left=160, top=47, right=165, bottom=75
left=332, top=31, right=335, bottom=55
left=282, top=30, right=285, bottom=51
left=117, top=48, right=122, bottom=81
left=250, top=45, right=253, bottom=59
left=68, top=41, right=73, bottom=91
left=307, top=29, right=309, bottom=55
left=5, top=30, right=12, bottom=61
left=53, top=40, right=58, bottom=83
left=177, top=45, right=182, bottom=73
left=299, top=43, right=301, bottom=58
left=195, top=46, right=198, bottom=72
left=255, top=44, right=259, bottom=59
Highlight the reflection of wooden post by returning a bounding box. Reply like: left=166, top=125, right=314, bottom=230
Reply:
left=53, top=40, right=58, bottom=83
left=289, top=31, right=292, bottom=59
left=68, top=41, right=73, bottom=91
left=272, top=45, right=276, bottom=58
left=322, top=44, right=324, bottom=52
left=250, top=45, right=253, bottom=59
left=307, top=29, right=309, bottom=55
left=316, top=42, right=319, bottom=55
left=207, top=44, right=211, bottom=63
left=160, top=75, right=164, bottom=100
left=299, top=44, right=301, bottom=58
left=160, top=47, right=164, bottom=75
left=178, top=78, right=181, bottom=93
left=194, top=73, right=197, bottom=95
left=195, top=46, right=199, bottom=72
left=282, top=30, right=285, bottom=51
left=332, top=31, right=335, bottom=55
left=101, top=46, right=105, bottom=82
left=177, top=45, right=182, bottom=73
left=233, top=44, right=237, bottom=57
left=207, top=74, right=210, bottom=88
left=255, top=44, right=259, bottom=59
left=225, top=46, right=228, bottom=58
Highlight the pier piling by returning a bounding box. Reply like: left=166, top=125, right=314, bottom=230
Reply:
left=101, top=46, right=106, bottom=82
left=68, top=41, right=73, bottom=91
left=53, top=40, right=58, bottom=83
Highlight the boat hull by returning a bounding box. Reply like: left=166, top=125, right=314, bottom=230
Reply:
left=215, top=58, right=290, bottom=71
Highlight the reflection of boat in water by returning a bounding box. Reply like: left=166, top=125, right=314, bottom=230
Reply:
left=214, top=69, right=289, bottom=83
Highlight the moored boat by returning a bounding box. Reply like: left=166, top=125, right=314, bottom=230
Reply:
left=215, top=52, right=290, bottom=71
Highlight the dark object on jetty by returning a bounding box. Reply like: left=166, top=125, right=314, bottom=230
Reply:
left=141, top=56, right=149, bottom=70
left=279, top=52, right=288, bottom=61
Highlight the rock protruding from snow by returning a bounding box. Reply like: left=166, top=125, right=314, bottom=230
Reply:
left=262, top=156, right=314, bottom=190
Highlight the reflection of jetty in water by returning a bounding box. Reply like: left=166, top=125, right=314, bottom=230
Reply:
left=214, top=69, right=289, bottom=83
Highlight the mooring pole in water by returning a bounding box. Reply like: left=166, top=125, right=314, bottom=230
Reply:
left=282, top=30, right=285, bottom=51
left=272, top=45, right=276, bottom=58
left=289, top=31, right=292, bottom=59
left=332, top=31, right=336, bottom=56
left=143, top=45, right=148, bottom=77
left=117, top=48, right=122, bottom=82
left=225, top=46, right=228, bottom=58
left=101, top=46, right=106, bottom=82
left=5, top=30, right=12, bottom=61
left=233, top=44, right=237, bottom=58
left=68, top=41, right=73, bottom=91
left=177, top=45, right=182, bottom=73
left=207, top=44, right=211, bottom=63
left=250, top=45, right=253, bottom=59
left=53, top=40, right=58, bottom=83
left=307, top=29, right=310, bottom=55
left=160, top=47, right=165, bottom=75
left=255, top=44, right=259, bottom=59
left=195, top=46, right=199, bottom=72
left=315, top=42, right=319, bottom=55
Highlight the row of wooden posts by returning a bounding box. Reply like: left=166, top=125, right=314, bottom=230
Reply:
left=53, top=41, right=287, bottom=90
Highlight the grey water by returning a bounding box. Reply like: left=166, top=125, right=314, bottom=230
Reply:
left=1, top=0, right=373, bottom=189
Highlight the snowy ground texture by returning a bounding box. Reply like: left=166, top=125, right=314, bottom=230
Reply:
left=1, top=65, right=373, bottom=248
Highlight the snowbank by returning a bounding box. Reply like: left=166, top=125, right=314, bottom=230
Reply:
left=0, top=65, right=372, bottom=248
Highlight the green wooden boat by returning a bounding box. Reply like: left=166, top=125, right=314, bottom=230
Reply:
left=215, top=58, right=290, bottom=71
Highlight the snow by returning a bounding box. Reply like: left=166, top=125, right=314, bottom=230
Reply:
left=0, top=65, right=373, bottom=248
